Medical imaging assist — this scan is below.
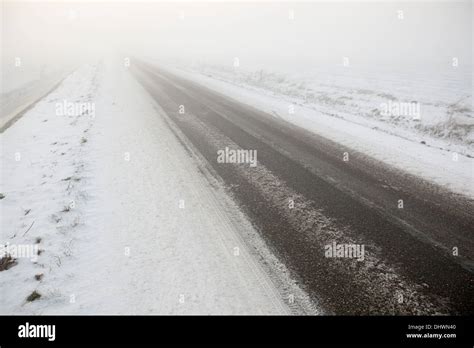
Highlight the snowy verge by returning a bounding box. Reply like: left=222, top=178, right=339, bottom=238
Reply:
left=1, top=64, right=100, bottom=313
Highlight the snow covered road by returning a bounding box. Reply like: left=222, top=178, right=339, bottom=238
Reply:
left=131, top=60, right=474, bottom=315
left=1, top=59, right=308, bottom=315
left=2, top=56, right=472, bottom=315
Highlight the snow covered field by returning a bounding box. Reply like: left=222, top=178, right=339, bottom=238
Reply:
left=0, top=59, right=318, bottom=315
left=186, top=62, right=473, bottom=154
left=153, top=60, right=474, bottom=198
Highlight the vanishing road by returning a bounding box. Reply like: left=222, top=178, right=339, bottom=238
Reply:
left=131, top=60, right=474, bottom=315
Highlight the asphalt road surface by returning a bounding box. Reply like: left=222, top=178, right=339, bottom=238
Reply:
left=131, top=60, right=474, bottom=315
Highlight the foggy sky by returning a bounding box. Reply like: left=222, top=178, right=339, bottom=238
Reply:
left=1, top=0, right=472, bottom=81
